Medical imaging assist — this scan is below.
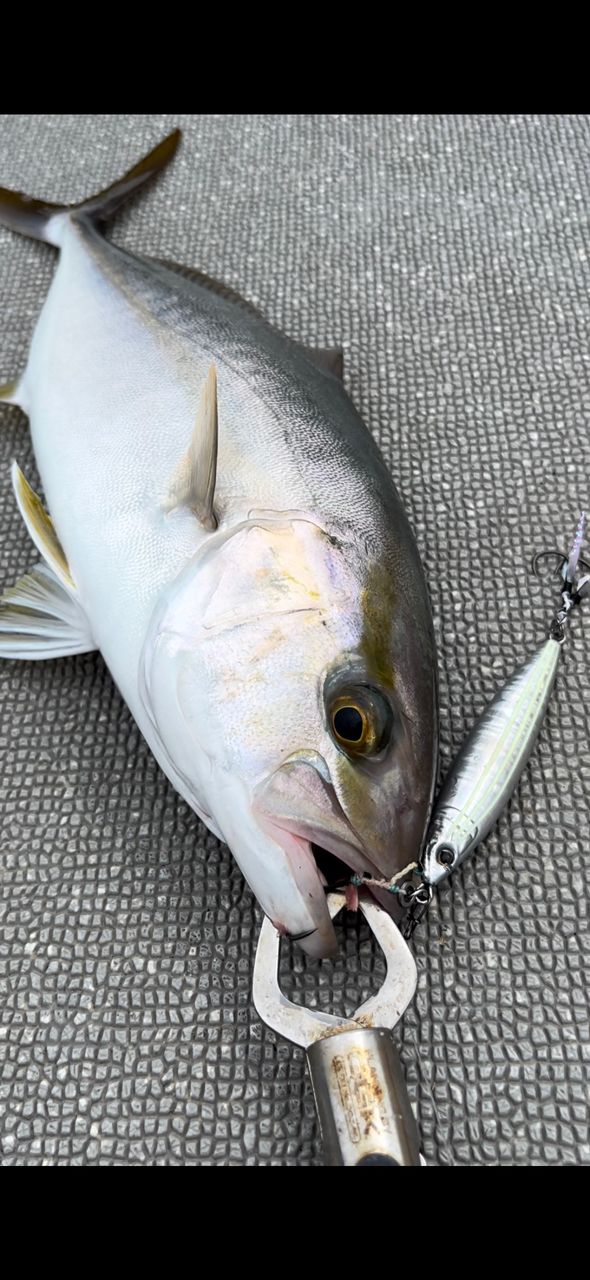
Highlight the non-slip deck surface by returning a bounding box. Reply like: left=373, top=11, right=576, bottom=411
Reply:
left=0, top=114, right=588, bottom=1165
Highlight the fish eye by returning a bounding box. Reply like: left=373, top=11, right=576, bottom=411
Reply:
left=333, top=705, right=364, bottom=742
left=328, top=686, right=393, bottom=758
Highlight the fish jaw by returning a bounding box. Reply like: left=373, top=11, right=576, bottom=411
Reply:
left=254, top=757, right=381, bottom=875
left=201, top=775, right=340, bottom=959
left=252, top=756, right=397, bottom=953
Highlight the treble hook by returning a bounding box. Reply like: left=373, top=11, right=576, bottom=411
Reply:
left=532, top=513, right=589, bottom=640
left=531, top=548, right=569, bottom=579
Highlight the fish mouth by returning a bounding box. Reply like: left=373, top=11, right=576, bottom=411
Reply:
left=253, top=758, right=387, bottom=958
left=311, top=843, right=358, bottom=891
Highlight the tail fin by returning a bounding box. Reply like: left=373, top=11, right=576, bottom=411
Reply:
left=0, top=128, right=182, bottom=247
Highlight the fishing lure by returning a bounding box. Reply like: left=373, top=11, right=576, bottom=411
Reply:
left=401, top=516, right=588, bottom=930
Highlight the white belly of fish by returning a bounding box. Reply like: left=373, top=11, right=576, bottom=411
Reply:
left=8, top=225, right=336, bottom=844
left=21, top=227, right=206, bottom=697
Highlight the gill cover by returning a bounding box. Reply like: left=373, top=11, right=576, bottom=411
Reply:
left=139, top=513, right=360, bottom=956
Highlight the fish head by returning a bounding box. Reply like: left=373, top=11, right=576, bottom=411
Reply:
left=141, top=513, right=437, bottom=957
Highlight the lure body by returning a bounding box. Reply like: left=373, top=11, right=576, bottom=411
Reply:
left=422, top=637, right=561, bottom=886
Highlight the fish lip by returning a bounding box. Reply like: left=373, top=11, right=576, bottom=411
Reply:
left=257, top=819, right=339, bottom=958
left=253, top=757, right=394, bottom=956
left=255, top=757, right=381, bottom=862
left=274, top=819, right=381, bottom=883
left=255, top=815, right=383, bottom=957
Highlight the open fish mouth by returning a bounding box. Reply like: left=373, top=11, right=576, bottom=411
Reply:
left=253, top=758, right=388, bottom=957
left=311, top=843, right=357, bottom=891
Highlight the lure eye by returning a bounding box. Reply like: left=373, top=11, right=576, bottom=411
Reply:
left=328, top=687, right=393, bottom=758
left=436, top=845, right=456, bottom=868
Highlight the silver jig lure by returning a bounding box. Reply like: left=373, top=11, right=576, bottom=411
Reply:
left=416, top=515, right=588, bottom=903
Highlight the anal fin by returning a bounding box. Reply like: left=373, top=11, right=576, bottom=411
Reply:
left=0, top=563, right=95, bottom=659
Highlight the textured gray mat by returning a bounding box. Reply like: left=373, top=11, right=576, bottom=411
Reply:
left=0, top=114, right=588, bottom=1166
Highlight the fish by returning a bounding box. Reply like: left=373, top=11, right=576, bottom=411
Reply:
left=421, top=516, right=588, bottom=889
left=0, top=129, right=437, bottom=957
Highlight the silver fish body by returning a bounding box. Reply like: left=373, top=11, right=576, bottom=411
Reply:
left=0, top=132, right=438, bottom=956
left=422, top=637, right=561, bottom=886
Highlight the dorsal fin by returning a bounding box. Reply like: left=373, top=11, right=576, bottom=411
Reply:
left=149, top=256, right=344, bottom=381
left=150, top=257, right=267, bottom=322
left=11, top=462, right=76, bottom=589
left=298, top=345, right=344, bottom=380
left=165, top=365, right=218, bottom=530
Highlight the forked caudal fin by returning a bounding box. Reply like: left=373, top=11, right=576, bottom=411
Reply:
left=0, top=128, right=182, bottom=247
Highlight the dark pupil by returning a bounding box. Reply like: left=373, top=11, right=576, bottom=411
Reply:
left=334, top=706, right=364, bottom=742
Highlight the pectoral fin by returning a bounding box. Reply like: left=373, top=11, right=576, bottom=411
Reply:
left=0, top=563, right=95, bottom=659
left=1, top=465, right=94, bottom=659
left=11, top=461, right=75, bottom=589
left=165, top=365, right=218, bottom=530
